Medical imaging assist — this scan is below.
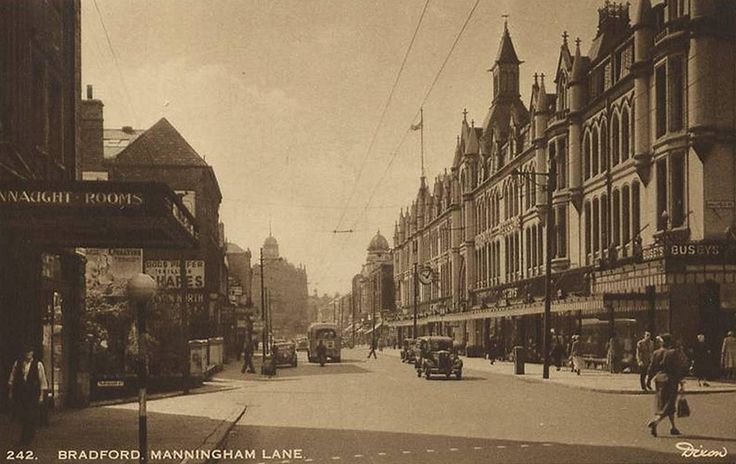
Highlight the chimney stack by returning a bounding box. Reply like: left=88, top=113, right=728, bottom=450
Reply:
left=86, top=84, right=93, bottom=100
left=80, top=84, right=105, bottom=171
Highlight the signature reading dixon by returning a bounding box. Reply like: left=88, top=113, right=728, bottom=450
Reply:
left=676, top=442, right=728, bottom=459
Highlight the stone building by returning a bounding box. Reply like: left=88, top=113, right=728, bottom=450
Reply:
left=251, top=234, right=309, bottom=339
left=390, top=0, right=736, bottom=365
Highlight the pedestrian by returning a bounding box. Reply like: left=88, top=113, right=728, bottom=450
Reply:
left=570, top=334, right=583, bottom=375
left=241, top=338, right=255, bottom=374
left=692, top=333, right=711, bottom=387
left=378, top=338, right=384, bottom=352
left=646, top=333, right=688, bottom=437
left=550, top=333, right=564, bottom=371
left=636, top=331, right=655, bottom=391
left=316, top=340, right=327, bottom=367
left=7, top=344, right=48, bottom=447
left=722, top=330, right=736, bottom=380
left=367, top=339, right=377, bottom=359
left=487, top=336, right=497, bottom=365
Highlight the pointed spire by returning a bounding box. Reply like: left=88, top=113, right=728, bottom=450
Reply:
left=533, top=72, right=539, bottom=89
left=561, top=30, right=569, bottom=47
left=571, top=38, right=587, bottom=83
left=535, top=74, right=549, bottom=112
left=494, top=18, right=521, bottom=66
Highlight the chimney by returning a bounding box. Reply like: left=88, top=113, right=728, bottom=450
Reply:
left=122, top=126, right=134, bottom=134
left=80, top=85, right=105, bottom=172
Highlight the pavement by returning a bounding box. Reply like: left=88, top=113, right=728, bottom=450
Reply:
left=0, top=372, right=247, bottom=464
left=380, top=347, right=736, bottom=394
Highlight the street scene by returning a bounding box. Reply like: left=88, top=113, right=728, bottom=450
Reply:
left=2, top=0, right=736, bottom=463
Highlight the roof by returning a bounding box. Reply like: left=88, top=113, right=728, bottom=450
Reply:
left=103, top=128, right=144, bottom=159
left=368, top=230, right=389, bottom=252
left=226, top=242, right=247, bottom=254
left=112, top=118, right=208, bottom=167
left=494, top=22, right=521, bottom=66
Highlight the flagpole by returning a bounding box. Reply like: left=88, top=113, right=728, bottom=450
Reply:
left=420, top=107, right=425, bottom=180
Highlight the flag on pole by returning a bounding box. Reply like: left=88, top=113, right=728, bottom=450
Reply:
left=411, top=112, right=423, bottom=131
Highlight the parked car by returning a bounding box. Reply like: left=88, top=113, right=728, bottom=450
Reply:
left=273, top=341, right=298, bottom=367
left=400, top=338, right=417, bottom=364
left=415, top=336, right=463, bottom=380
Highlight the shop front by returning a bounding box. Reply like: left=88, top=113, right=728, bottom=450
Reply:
left=0, top=180, right=196, bottom=410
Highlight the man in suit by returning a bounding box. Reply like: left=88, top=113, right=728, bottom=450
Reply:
left=636, top=331, right=655, bottom=391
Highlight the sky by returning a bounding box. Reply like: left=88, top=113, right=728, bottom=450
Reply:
left=81, top=0, right=605, bottom=296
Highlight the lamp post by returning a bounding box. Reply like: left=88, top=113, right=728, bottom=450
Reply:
left=512, top=160, right=556, bottom=380
left=127, top=273, right=157, bottom=464
left=259, top=248, right=282, bottom=367
left=413, top=262, right=419, bottom=338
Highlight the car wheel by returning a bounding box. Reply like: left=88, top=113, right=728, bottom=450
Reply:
left=456, top=371, right=462, bottom=380
left=424, top=367, right=431, bottom=380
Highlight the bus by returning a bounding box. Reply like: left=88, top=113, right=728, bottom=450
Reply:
left=306, top=322, right=341, bottom=363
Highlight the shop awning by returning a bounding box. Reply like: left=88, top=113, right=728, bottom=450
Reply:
left=364, top=322, right=383, bottom=335
left=0, top=180, right=197, bottom=248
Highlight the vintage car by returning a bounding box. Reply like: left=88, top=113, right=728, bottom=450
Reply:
left=400, top=338, right=417, bottom=364
left=273, top=341, right=298, bottom=367
left=294, top=337, right=309, bottom=352
left=415, top=336, right=463, bottom=380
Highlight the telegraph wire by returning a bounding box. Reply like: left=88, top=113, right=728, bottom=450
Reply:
left=352, top=0, right=482, bottom=228
left=333, top=0, right=432, bottom=232
left=92, top=0, right=139, bottom=126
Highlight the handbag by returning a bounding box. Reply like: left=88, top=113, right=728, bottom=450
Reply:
left=676, top=396, right=690, bottom=418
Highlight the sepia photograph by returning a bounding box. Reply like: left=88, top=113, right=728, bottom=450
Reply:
left=1, top=0, right=735, bottom=463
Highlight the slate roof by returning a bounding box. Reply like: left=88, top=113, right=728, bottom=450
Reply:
left=103, top=128, right=144, bottom=159
left=494, top=23, right=521, bottom=66
left=112, top=118, right=208, bottom=167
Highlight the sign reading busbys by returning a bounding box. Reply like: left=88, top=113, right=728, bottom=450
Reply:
left=144, top=259, right=205, bottom=289
left=666, top=241, right=736, bottom=268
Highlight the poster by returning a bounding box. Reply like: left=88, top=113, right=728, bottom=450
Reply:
left=85, top=249, right=143, bottom=297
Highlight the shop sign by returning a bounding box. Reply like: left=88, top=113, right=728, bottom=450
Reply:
left=0, top=189, right=144, bottom=208
left=706, top=200, right=735, bottom=209
left=96, top=380, right=124, bottom=388
left=144, top=260, right=205, bottom=289
left=154, top=291, right=206, bottom=305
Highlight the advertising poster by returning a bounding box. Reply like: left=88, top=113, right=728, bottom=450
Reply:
left=3, top=2, right=736, bottom=464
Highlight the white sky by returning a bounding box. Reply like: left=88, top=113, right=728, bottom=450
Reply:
left=81, top=0, right=604, bottom=295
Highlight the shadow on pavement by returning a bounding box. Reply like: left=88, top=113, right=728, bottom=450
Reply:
left=274, top=363, right=371, bottom=378
left=220, top=424, right=690, bottom=464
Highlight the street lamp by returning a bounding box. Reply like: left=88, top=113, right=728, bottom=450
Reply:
left=511, top=160, right=557, bottom=380
left=127, top=273, right=157, bottom=464
left=259, top=248, right=282, bottom=369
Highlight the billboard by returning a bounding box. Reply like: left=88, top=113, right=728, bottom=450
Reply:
left=85, top=248, right=143, bottom=297
left=144, top=259, right=205, bottom=289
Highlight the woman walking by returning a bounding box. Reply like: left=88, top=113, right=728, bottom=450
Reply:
left=646, top=334, right=687, bottom=437
left=721, top=331, right=736, bottom=380
left=570, top=334, right=583, bottom=375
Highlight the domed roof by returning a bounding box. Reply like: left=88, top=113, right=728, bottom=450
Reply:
left=264, top=235, right=278, bottom=247
left=367, top=230, right=389, bottom=252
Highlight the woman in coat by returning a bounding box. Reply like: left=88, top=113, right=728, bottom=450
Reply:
left=570, top=335, right=583, bottom=375
left=646, top=333, right=687, bottom=437
left=722, top=331, right=736, bottom=380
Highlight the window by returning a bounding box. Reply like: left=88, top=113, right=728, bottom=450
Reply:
left=611, top=114, right=620, bottom=166
left=621, top=108, right=630, bottom=161
left=668, top=56, right=684, bottom=132
left=538, top=225, right=544, bottom=268
left=601, top=124, right=608, bottom=171
left=656, top=159, right=668, bottom=230
left=613, top=190, right=621, bottom=246
left=584, top=132, right=591, bottom=179
left=592, top=128, right=599, bottom=176
left=557, top=204, right=567, bottom=258
left=601, top=193, right=609, bottom=250
left=671, top=152, right=686, bottom=227
left=557, top=139, right=567, bottom=188
left=622, top=186, right=631, bottom=246
left=584, top=201, right=592, bottom=258
left=632, top=181, right=641, bottom=237
left=655, top=65, right=667, bottom=138
left=593, top=198, right=600, bottom=254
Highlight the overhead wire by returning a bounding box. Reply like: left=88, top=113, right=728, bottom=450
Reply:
left=333, top=0, right=432, bottom=232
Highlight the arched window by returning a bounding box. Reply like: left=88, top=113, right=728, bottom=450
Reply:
left=622, top=185, right=630, bottom=250
left=601, top=193, right=609, bottom=250
left=584, top=201, right=592, bottom=260
left=613, top=189, right=621, bottom=246
left=632, top=181, right=641, bottom=237
left=592, top=197, right=600, bottom=254
left=611, top=113, right=620, bottom=166
left=584, top=131, right=591, bottom=180
left=621, top=107, right=630, bottom=161
left=601, top=123, right=608, bottom=172
left=592, top=128, right=599, bottom=176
